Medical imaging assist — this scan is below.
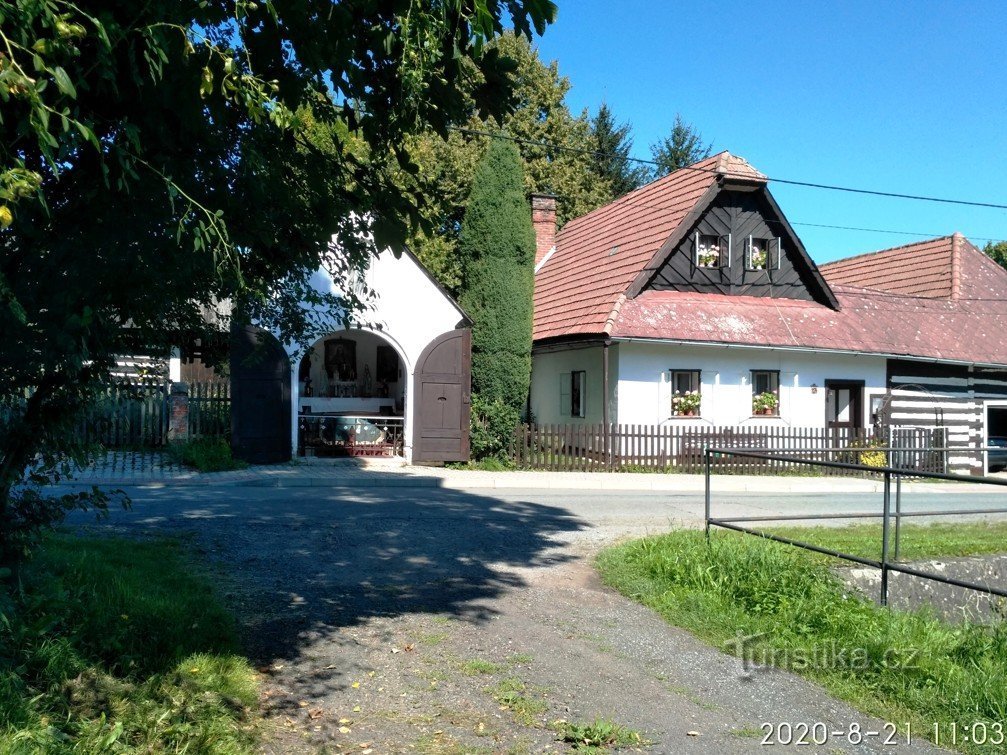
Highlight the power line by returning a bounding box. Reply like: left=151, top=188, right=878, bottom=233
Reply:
left=781, top=221, right=1003, bottom=244
left=449, top=126, right=1007, bottom=212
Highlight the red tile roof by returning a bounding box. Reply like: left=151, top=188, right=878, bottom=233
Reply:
left=613, top=285, right=1007, bottom=366
left=817, top=233, right=1007, bottom=301
left=533, top=151, right=764, bottom=341
left=533, top=151, right=1007, bottom=366
left=819, top=236, right=957, bottom=298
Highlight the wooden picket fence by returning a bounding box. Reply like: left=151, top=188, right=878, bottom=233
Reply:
left=512, top=423, right=947, bottom=476
left=188, top=381, right=230, bottom=439
left=73, top=381, right=230, bottom=448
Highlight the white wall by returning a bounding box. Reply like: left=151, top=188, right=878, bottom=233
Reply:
left=282, top=248, right=466, bottom=460
left=614, top=341, right=888, bottom=428
left=531, top=346, right=614, bottom=425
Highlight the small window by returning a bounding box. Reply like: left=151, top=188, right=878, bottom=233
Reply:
left=570, top=370, right=586, bottom=418
left=752, top=370, right=780, bottom=415
left=671, top=369, right=701, bottom=416
left=746, top=237, right=769, bottom=271
left=695, top=233, right=724, bottom=268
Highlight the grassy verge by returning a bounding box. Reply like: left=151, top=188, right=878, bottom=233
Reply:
left=0, top=534, right=259, bottom=753
left=598, top=529, right=1007, bottom=754
left=168, top=437, right=248, bottom=472
left=764, top=521, right=1007, bottom=562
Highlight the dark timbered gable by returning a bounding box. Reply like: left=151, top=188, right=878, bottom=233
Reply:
left=637, top=186, right=836, bottom=307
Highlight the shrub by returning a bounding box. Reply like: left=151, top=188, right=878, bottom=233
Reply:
left=843, top=437, right=887, bottom=468
left=470, top=395, right=521, bottom=461
left=169, top=437, right=247, bottom=472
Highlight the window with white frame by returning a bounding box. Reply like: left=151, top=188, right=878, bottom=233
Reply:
left=746, top=237, right=769, bottom=270
left=746, top=236, right=782, bottom=271
left=671, top=369, right=701, bottom=416
left=694, top=233, right=731, bottom=269
left=751, top=370, right=780, bottom=415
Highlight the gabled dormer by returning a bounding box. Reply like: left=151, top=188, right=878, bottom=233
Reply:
left=626, top=156, right=838, bottom=308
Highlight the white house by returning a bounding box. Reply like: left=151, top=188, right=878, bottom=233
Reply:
left=229, top=247, right=472, bottom=464
left=530, top=152, right=1007, bottom=474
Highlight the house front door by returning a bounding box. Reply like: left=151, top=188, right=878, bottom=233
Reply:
left=825, top=380, right=864, bottom=437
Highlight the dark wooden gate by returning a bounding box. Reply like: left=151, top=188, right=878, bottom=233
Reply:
left=412, top=328, right=471, bottom=463
left=230, top=325, right=291, bottom=464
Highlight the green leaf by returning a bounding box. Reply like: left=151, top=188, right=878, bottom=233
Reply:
left=74, top=120, right=100, bottom=149
left=200, top=66, right=213, bottom=98
left=51, top=66, right=77, bottom=98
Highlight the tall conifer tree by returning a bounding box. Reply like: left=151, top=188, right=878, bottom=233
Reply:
left=590, top=103, right=649, bottom=197
left=459, top=139, right=535, bottom=436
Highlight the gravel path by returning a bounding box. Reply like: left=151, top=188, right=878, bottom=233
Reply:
left=74, top=485, right=950, bottom=754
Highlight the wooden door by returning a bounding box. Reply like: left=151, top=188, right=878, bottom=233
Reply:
left=825, top=380, right=864, bottom=442
left=413, top=329, right=471, bottom=463
left=230, top=325, right=291, bottom=464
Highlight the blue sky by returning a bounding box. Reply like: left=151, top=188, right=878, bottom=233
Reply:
left=533, top=0, right=1007, bottom=263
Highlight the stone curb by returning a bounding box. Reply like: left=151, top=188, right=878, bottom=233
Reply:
left=56, top=472, right=998, bottom=495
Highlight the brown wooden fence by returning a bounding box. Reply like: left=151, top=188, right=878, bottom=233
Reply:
left=74, top=381, right=230, bottom=448
left=512, top=424, right=948, bottom=476
left=188, top=381, right=230, bottom=439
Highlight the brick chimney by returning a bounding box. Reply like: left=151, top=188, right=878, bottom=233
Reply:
left=531, top=193, right=557, bottom=268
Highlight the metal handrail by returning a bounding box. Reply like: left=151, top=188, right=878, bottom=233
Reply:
left=706, top=447, right=1007, bottom=486
left=704, top=447, right=1007, bottom=606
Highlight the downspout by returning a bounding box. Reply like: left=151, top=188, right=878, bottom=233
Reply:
left=603, top=340, right=611, bottom=468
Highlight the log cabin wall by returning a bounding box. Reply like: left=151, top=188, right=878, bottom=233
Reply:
left=887, top=358, right=1007, bottom=475
left=646, top=189, right=828, bottom=304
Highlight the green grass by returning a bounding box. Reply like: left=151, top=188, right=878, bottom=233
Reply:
left=598, top=529, right=1007, bottom=755
left=167, top=437, right=247, bottom=473
left=764, top=521, right=1007, bottom=562
left=0, top=533, right=259, bottom=753
left=446, top=457, right=515, bottom=472
left=462, top=659, right=503, bottom=676
left=552, top=718, right=645, bottom=751
left=486, top=677, right=548, bottom=726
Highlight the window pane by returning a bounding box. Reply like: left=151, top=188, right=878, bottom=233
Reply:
left=836, top=388, right=851, bottom=422
left=697, top=235, right=721, bottom=268
left=571, top=371, right=585, bottom=417
left=673, top=370, right=698, bottom=394
left=748, top=238, right=768, bottom=270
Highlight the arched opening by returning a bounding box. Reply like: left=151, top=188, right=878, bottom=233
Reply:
left=296, top=329, right=407, bottom=457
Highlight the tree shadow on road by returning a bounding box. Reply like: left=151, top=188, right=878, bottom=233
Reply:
left=64, top=472, right=588, bottom=700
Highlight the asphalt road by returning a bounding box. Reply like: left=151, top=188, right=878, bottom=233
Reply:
left=58, top=483, right=980, bottom=753
left=67, top=484, right=1007, bottom=538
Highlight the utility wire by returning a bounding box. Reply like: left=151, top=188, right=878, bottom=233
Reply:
left=763, top=217, right=1003, bottom=244
left=450, top=126, right=1007, bottom=212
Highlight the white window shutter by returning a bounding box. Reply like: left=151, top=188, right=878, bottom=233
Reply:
left=560, top=373, right=571, bottom=418
left=780, top=371, right=797, bottom=417
left=658, top=370, right=672, bottom=419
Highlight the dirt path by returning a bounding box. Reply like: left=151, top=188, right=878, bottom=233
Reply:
left=84, top=485, right=948, bottom=754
